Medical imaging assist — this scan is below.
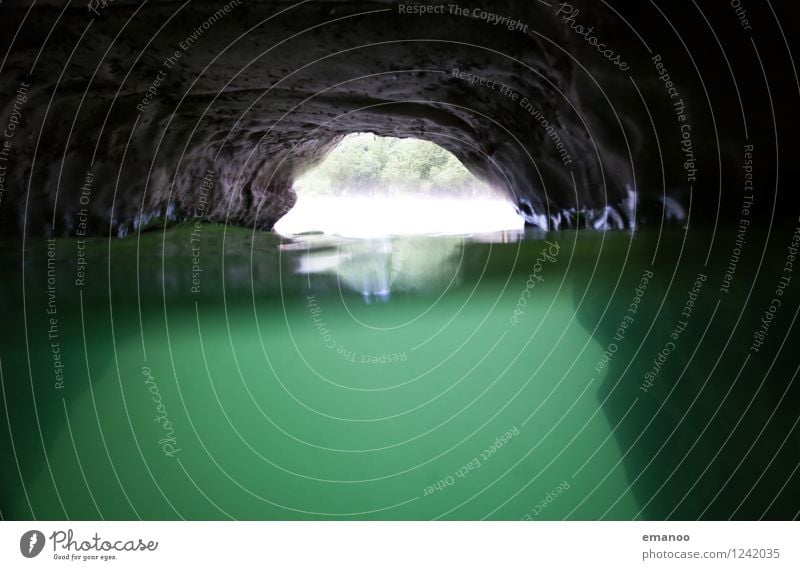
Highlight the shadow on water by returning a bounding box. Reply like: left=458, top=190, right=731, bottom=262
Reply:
left=574, top=228, right=800, bottom=520
left=0, top=227, right=289, bottom=520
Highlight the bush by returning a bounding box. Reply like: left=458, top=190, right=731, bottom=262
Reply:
left=294, top=133, right=492, bottom=197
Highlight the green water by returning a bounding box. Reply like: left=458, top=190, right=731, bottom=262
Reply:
left=1, top=224, right=798, bottom=520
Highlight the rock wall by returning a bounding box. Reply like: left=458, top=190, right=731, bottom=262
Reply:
left=0, top=0, right=798, bottom=236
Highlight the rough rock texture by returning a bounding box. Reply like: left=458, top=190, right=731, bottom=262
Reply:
left=0, top=0, right=798, bottom=236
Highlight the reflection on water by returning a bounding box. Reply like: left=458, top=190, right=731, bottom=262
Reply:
left=292, top=236, right=466, bottom=303
left=0, top=224, right=798, bottom=520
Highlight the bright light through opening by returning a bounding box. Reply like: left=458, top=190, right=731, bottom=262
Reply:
left=274, top=133, right=524, bottom=237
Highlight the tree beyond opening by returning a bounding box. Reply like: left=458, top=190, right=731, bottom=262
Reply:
left=294, top=133, right=496, bottom=198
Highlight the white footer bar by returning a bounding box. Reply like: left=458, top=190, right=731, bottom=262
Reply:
left=1, top=521, right=797, bottom=569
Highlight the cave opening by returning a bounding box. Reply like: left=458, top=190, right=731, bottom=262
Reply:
left=274, top=133, right=525, bottom=237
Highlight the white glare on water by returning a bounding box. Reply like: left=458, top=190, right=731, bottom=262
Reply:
left=274, top=194, right=525, bottom=237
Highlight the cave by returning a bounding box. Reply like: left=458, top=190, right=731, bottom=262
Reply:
left=1, top=0, right=799, bottom=526
left=2, top=0, right=796, bottom=238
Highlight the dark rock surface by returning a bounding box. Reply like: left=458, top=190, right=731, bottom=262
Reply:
left=0, top=0, right=798, bottom=236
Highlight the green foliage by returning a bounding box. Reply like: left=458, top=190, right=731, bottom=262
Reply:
left=295, top=133, right=493, bottom=197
